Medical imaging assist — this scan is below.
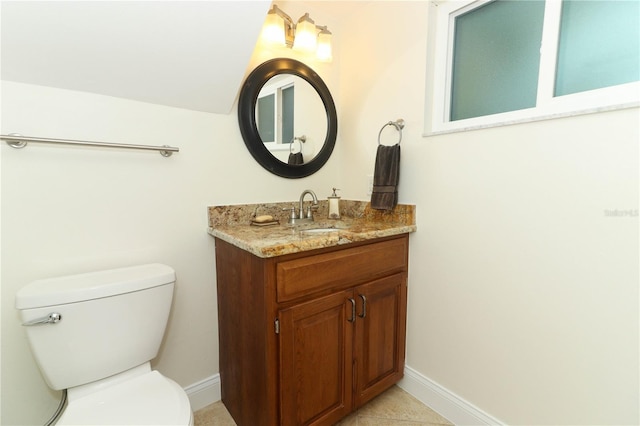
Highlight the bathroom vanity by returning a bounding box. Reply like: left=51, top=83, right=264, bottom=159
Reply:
left=208, top=201, right=415, bottom=426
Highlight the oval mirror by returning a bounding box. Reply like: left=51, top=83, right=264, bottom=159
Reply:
left=238, top=58, right=338, bottom=178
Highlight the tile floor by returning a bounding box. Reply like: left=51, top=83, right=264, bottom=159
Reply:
left=194, top=385, right=453, bottom=426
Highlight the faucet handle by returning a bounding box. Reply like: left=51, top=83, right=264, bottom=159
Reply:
left=282, top=206, right=297, bottom=223
left=306, top=204, right=319, bottom=219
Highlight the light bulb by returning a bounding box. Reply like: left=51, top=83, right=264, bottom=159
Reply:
left=262, top=6, right=285, bottom=46
left=293, top=13, right=317, bottom=52
left=316, top=27, right=332, bottom=61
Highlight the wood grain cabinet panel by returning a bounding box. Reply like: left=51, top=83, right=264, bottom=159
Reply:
left=279, top=289, right=354, bottom=426
left=215, top=234, right=409, bottom=426
left=276, top=237, right=407, bottom=303
left=354, top=274, right=407, bottom=407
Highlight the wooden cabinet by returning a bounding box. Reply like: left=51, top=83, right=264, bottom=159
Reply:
left=279, top=273, right=406, bottom=425
left=215, top=234, right=409, bottom=426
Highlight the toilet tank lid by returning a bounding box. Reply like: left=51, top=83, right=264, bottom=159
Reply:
left=15, top=263, right=176, bottom=309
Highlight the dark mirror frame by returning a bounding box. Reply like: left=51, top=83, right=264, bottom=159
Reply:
left=238, top=58, right=338, bottom=179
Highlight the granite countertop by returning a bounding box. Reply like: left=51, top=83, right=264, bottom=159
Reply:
left=207, top=200, right=416, bottom=258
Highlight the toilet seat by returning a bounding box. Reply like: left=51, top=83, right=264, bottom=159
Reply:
left=57, top=371, right=193, bottom=425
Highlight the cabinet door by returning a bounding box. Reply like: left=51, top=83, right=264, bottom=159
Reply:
left=279, top=289, right=354, bottom=426
left=353, top=273, right=407, bottom=407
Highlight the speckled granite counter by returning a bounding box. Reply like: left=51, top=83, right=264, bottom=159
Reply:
left=208, top=201, right=416, bottom=258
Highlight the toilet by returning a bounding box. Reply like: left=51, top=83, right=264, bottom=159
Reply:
left=15, top=263, right=193, bottom=425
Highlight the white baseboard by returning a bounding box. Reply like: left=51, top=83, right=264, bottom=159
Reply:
left=398, top=366, right=505, bottom=425
left=184, top=374, right=221, bottom=412
left=183, top=368, right=504, bottom=424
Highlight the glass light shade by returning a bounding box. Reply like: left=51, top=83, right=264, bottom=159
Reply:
left=293, top=13, right=317, bottom=52
left=262, top=8, right=285, bottom=45
left=316, top=28, right=332, bottom=61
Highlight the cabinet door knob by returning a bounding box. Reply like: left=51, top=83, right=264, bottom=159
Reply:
left=358, top=294, right=367, bottom=319
left=347, top=298, right=356, bottom=323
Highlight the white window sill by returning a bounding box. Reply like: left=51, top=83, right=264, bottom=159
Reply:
left=424, top=101, right=640, bottom=137
left=264, top=143, right=292, bottom=152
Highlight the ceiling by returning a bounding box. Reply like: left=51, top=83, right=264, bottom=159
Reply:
left=1, top=1, right=271, bottom=114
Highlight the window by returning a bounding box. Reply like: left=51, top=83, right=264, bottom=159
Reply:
left=425, top=0, right=640, bottom=135
left=555, top=0, right=639, bottom=96
left=257, top=93, right=276, bottom=142
left=257, top=76, right=295, bottom=148
left=281, top=85, right=295, bottom=144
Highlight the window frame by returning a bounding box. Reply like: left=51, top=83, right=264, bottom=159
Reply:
left=257, top=76, right=295, bottom=152
left=424, top=0, right=640, bottom=136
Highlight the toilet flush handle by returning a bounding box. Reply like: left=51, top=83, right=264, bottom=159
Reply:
left=22, top=312, right=62, bottom=326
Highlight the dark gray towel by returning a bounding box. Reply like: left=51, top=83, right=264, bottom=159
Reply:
left=288, top=152, right=304, bottom=165
left=371, top=144, right=400, bottom=210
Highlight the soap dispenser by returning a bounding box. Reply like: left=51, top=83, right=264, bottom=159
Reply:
left=328, top=188, right=341, bottom=219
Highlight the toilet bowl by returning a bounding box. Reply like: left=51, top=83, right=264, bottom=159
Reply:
left=15, top=263, right=193, bottom=425
left=58, top=365, right=192, bottom=425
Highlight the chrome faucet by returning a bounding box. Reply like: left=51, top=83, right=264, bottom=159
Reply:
left=285, top=189, right=319, bottom=225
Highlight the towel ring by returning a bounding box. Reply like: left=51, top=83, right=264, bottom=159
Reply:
left=289, top=135, right=306, bottom=153
left=378, top=119, right=405, bottom=146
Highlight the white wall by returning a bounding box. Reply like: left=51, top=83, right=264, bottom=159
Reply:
left=337, top=2, right=639, bottom=424
left=0, top=74, right=341, bottom=423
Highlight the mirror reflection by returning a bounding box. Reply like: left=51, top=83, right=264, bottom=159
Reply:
left=256, top=75, right=327, bottom=164
left=238, top=57, right=337, bottom=179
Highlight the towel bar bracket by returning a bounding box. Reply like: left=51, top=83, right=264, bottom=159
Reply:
left=159, top=146, right=173, bottom=157
left=5, top=134, right=27, bottom=149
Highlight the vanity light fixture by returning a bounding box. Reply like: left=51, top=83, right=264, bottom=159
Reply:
left=262, top=4, right=333, bottom=61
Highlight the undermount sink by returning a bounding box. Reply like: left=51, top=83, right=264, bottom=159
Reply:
left=299, top=227, right=346, bottom=234
left=300, top=228, right=340, bottom=234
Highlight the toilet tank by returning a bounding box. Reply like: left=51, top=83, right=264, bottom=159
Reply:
left=15, top=263, right=176, bottom=391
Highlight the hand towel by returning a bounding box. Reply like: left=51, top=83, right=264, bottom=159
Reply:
left=288, top=152, right=304, bottom=165
left=371, top=144, right=400, bottom=210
